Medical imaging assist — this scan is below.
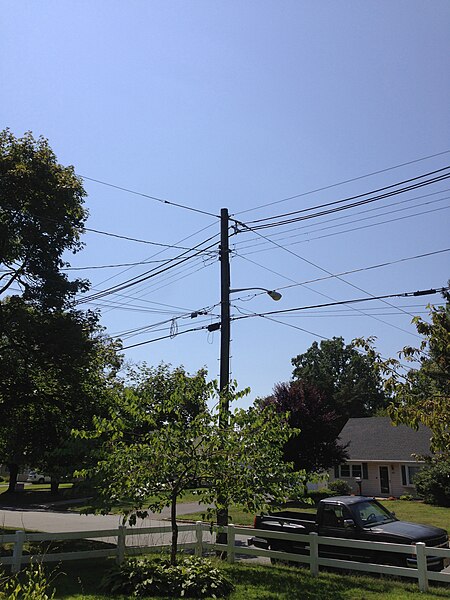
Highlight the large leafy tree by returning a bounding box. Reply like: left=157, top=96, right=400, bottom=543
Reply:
left=76, top=367, right=306, bottom=565
left=259, top=381, right=348, bottom=473
left=0, top=130, right=121, bottom=492
left=384, top=287, right=450, bottom=458
left=0, top=296, right=121, bottom=492
left=291, top=337, right=388, bottom=429
left=0, top=129, right=88, bottom=308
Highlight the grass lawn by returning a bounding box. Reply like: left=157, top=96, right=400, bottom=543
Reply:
left=181, top=499, right=450, bottom=531
left=24, top=557, right=450, bottom=599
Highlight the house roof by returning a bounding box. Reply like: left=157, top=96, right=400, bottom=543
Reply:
left=338, top=417, right=432, bottom=462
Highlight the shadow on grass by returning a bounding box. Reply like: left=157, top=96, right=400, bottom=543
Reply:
left=40, top=558, right=450, bottom=600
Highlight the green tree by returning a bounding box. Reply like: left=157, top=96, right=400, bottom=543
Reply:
left=0, top=129, right=88, bottom=308
left=384, top=287, right=450, bottom=458
left=291, top=337, right=388, bottom=429
left=0, top=130, right=121, bottom=493
left=259, top=380, right=348, bottom=473
left=0, top=296, right=121, bottom=493
left=75, top=367, right=306, bottom=565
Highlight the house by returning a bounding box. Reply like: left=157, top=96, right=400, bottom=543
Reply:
left=329, top=417, right=432, bottom=498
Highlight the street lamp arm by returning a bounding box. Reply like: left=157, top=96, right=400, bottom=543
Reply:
left=230, top=287, right=282, bottom=301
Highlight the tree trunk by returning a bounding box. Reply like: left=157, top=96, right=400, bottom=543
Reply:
left=7, top=463, right=19, bottom=493
left=50, top=477, right=59, bottom=496
left=170, top=491, right=178, bottom=565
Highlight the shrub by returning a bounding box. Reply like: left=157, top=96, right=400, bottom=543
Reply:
left=328, top=479, right=351, bottom=496
left=414, top=460, right=450, bottom=507
left=0, top=564, right=55, bottom=600
left=102, top=555, right=234, bottom=598
left=399, top=494, right=414, bottom=501
left=307, top=488, right=331, bottom=504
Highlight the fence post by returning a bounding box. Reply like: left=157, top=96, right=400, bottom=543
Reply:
left=309, top=532, right=319, bottom=576
left=415, top=542, right=428, bottom=593
left=117, top=525, right=126, bottom=564
left=12, top=530, right=25, bottom=574
left=227, top=524, right=235, bottom=564
left=195, top=521, right=203, bottom=557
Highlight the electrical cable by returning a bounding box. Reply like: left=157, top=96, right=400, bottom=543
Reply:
left=241, top=170, right=450, bottom=230
left=233, top=220, right=424, bottom=336
left=232, top=189, right=450, bottom=253
left=235, top=248, right=450, bottom=298
left=230, top=286, right=449, bottom=322
left=74, top=233, right=219, bottom=305
left=236, top=150, right=450, bottom=216
left=80, top=174, right=219, bottom=218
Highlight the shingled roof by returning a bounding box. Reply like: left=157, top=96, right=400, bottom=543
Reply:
left=338, top=417, right=432, bottom=461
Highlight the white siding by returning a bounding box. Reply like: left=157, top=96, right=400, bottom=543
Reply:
left=329, top=461, right=424, bottom=498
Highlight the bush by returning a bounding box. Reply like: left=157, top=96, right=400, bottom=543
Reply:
left=414, top=460, right=450, bottom=507
left=0, top=564, right=55, bottom=600
left=102, top=555, right=234, bottom=598
left=307, top=488, right=331, bottom=504
left=399, top=494, right=414, bottom=501
left=328, top=479, right=351, bottom=496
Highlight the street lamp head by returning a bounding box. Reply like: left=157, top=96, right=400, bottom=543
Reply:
left=267, top=290, right=282, bottom=301
left=230, top=287, right=282, bottom=301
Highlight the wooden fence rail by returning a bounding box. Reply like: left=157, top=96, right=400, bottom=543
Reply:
left=1, top=523, right=449, bottom=593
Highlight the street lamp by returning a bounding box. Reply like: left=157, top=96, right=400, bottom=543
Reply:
left=230, top=287, right=282, bottom=301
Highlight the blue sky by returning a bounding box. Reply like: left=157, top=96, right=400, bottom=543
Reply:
left=2, top=1, right=449, bottom=405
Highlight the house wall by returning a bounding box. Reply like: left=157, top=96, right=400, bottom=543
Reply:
left=329, top=461, right=423, bottom=498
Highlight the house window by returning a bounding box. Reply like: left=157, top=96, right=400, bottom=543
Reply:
left=401, top=465, right=422, bottom=486
left=338, top=464, right=366, bottom=478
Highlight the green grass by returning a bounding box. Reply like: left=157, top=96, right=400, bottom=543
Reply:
left=382, top=499, right=450, bottom=532
left=24, top=557, right=450, bottom=599
left=181, top=500, right=450, bottom=531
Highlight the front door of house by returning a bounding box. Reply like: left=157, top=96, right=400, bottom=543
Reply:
left=379, top=466, right=390, bottom=494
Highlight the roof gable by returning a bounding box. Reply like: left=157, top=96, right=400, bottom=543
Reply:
left=339, top=417, right=432, bottom=461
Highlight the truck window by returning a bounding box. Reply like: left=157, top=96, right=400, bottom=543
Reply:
left=322, top=505, right=347, bottom=528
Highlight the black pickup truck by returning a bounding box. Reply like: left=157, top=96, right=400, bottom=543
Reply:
left=249, top=496, right=449, bottom=571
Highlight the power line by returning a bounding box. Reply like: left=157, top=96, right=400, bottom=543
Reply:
left=93, top=220, right=218, bottom=288
left=62, top=258, right=188, bottom=271
left=236, top=149, right=450, bottom=216
left=232, top=188, right=450, bottom=253
left=234, top=220, right=423, bottom=336
left=121, top=323, right=211, bottom=350
left=119, top=286, right=448, bottom=352
left=241, top=168, right=450, bottom=229
left=74, top=233, right=219, bottom=305
left=235, top=247, right=450, bottom=297
left=230, top=286, right=449, bottom=322
left=83, top=226, right=217, bottom=252
left=240, top=205, right=450, bottom=255
left=80, top=174, right=219, bottom=218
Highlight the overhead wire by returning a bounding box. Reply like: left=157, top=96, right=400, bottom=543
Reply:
left=80, top=174, right=219, bottom=218
left=74, top=233, right=220, bottom=305
left=236, top=149, right=450, bottom=216
left=232, top=220, right=426, bottom=336
left=234, top=247, right=450, bottom=298
left=232, top=188, right=450, bottom=253
left=240, top=168, right=450, bottom=230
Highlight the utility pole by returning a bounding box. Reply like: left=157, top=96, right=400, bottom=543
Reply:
left=217, top=207, right=231, bottom=543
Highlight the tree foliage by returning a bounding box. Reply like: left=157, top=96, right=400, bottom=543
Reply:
left=0, top=296, right=121, bottom=491
left=75, top=365, right=307, bottom=564
left=0, top=129, right=88, bottom=308
left=382, top=287, right=450, bottom=459
left=259, top=380, right=348, bottom=473
left=0, top=130, right=122, bottom=492
left=291, top=337, right=388, bottom=427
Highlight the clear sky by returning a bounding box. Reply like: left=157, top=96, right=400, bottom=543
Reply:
left=2, top=1, right=449, bottom=405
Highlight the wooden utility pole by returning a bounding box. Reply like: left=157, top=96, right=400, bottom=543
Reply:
left=217, top=207, right=231, bottom=543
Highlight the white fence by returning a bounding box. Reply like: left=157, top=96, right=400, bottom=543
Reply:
left=1, top=523, right=449, bottom=593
